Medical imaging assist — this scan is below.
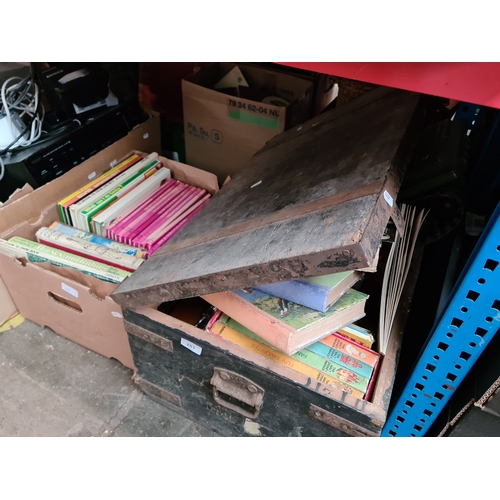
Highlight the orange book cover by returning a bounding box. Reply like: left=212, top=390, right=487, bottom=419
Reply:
left=209, top=319, right=365, bottom=399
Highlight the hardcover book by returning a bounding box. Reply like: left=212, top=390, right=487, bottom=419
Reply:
left=304, top=341, right=374, bottom=379
left=36, top=227, right=145, bottom=273
left=78, top=159, right=163, bottom=232
left=68, top=152, right=159, bottom=230
left=202, top=287, right=368, bottom=356
left=254, top=270, right=363, bottom=313
left=2, top=237, right=131, bottom=284
left=336, top=324, right=375, bottom=349
left=217, top=312, right=374, bottom=391
left=90, top=167, right=171, bottom=237
left=320, top=331, right=380, bottom=368
left=57, top=153, right=142, bottom=224
left=208, top=317, right=365, bottom=399
left=49, top=222, right=146, bottom=258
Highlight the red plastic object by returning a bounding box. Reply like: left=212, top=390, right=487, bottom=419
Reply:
left=277, top=63, right=500, bottom=109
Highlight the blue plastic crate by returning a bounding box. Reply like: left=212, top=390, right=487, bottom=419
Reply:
left=382, top=201, right=500, bottom=437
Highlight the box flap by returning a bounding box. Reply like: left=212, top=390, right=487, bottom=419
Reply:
left=112, top=87, right=423, bottom=309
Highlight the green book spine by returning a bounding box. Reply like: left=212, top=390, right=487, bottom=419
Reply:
left=7, top=237, right=131, bottom=284
left=218, top=313, right=369, bottom=393
left=80, top=161, right=159, bottom=230
left=292, top=349, right=369, bottom=392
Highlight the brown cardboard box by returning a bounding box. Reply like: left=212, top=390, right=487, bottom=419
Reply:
left=0, top=184, right=36, bottom=325
left=0, top=132, right=219, bottom=370
left=182, top=63, right=313, bottom=183
left=0, top=112, right=162, bottom=368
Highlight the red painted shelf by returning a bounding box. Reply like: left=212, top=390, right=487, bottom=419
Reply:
left=277, top=63, right=500, bottom=109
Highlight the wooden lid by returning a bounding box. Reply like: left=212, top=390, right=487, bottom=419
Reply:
left=112, top=87, right=422, bottom=309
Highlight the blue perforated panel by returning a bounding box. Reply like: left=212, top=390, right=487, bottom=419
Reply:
left=382, top=202, right=500, bottom=437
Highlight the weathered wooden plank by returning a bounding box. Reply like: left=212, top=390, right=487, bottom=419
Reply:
left=113, top=87, right=422, bottom=309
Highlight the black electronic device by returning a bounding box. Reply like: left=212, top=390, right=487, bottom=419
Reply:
left=0, top=102, right=149, bottom=202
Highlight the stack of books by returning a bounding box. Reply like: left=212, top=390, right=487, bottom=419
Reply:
left=0, top=228, right=140, bottom=284
left=57, top=151, right=212, bottom=259
left=58, top=152, right=169, bottom=233
left=207, top=309, right=380, bottom=400
left=0, top=151, right=213, bottom=286
left=106, top=178, right=211, bottom=257
left=202, top=269, right=381, bottom=398
left=202, top=270, right=370, bottom=354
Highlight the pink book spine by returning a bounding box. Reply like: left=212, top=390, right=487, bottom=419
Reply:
left=113, top=182, right=189, bottom=245
left=106, top=179, right=178, bottom=241
left=140, top=192, right=210, bottom=250
left=121, top=184, right=196, bottom=246
left=106, top=179, right=179, bottom=240
left=134, top=188, right=205, bottom=249
left=146, top=197, right=211, bottom=257
left=132, top=186, right=202, bottom=246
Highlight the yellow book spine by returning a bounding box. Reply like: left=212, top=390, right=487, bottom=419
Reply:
left=209, top=321, right=364, bottom=399
left=57, top=154, right=141, bottom=207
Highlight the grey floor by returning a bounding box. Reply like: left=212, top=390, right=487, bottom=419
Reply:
left=0, top=317, right=217, bottom=437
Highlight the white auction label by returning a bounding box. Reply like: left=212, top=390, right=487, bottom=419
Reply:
left=383, top=190, right=394, bottom=207
left=181, top=338, right=202, bottom=355
left=111, top=311, right=123, bottom=318
left=88, top=171, right=97, bottom=180
left=61, top=283, right=78, bottom=298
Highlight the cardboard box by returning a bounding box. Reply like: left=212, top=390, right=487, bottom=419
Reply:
left=0, top=136, right=218, bottom=371
left=182, top=63, right=313, bottom=182
left=0, top=112, right=162, bottom=369
left=0, top=184, right=36, bottom=325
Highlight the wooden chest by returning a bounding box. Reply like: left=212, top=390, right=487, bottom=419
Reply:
left=113, top=86, right=426, bottom=436
left=121, top=249, right=419, bottom=437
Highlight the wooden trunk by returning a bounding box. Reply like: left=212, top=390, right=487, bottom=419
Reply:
left=112, top=87, right=423, bottom=310
left=120, top=246, right=421, bottom=437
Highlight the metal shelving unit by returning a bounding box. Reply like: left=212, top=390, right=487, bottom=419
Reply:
left=278, top=63, right=500, bottom=436
left=381, top=201, right=500, bottom=436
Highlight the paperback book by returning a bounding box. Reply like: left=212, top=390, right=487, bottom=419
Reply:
left=36, top=227, right=145, bottom=273
left=48, top=222, right=147, bottom=259
left=202, top=287, right=368, bottom=356
left=254, top=270, right=363, bottom=313
left=378, top=203, right=429, bottom=354
left=78, top=158, right=164, bottom=232
left=106, top=178, right=181, bottom=242
left=217, top=312, right=374, bottom=391
left=90, top=166, right=172, bottom=237
left=2, top=237, right=131, bottom=284
left=57, top=153, right=143, bottom=224
left=208, top=317, right=365, bottom=399
left=67, top=152, right=160, bottom=230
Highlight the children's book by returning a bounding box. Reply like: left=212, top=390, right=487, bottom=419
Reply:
left=68, top=152, right=159, bottom=230
left=208, top=316, right=365, bottom=398
left=254, top=270, right=363, bottom=313
left=2, top=237, right=131, bottom=284
left=48, top=222, right=146, bottom=259
left=57, top=153, right=142, bottom=224
left=36, top=227, right=145, bottom=273
left=202, top=287, right=368, bottom=356
left=336, top=323, right=375, bottom=349
left=90, top=167, right=171, bottom=237
left=106, top=178, right=179, bottom=242
left=78, top=159, right=163, bottom=232
left=217, top=312, right=375, bottom=389
left=320, top=331, right=380, bottom=368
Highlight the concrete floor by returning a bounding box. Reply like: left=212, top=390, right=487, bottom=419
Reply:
left=0, top=317, right=217, bottom=437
